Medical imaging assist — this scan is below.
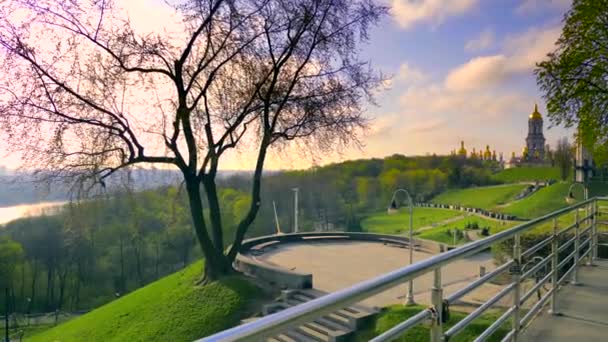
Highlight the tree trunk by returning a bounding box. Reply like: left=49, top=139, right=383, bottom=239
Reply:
left=29, top=260, right=38, bottom=313
left=57, top=266, right=68, bottom=310
left=131, top=238, right=144, bottom=286
left=202, top=175, right=224, bottom=250
left=45, top=266, right=54, bottom=311
left=184, top=176, right=232, bottom=281
left=155, top=238, right=160, bottom=279
left=227, top=138, right=269, bottom=261
left=119, top=235, right=125, bottom=294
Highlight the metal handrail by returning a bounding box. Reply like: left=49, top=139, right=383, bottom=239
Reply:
left=199, top=197, right=600, bottom=342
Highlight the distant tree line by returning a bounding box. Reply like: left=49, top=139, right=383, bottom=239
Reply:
left=0, top=154, right=499, bottom=314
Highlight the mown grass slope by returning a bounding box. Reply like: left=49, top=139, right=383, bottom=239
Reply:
left=418, top=215, right=518, bottom=245
left=492, top=167, right=560, bottom=183
left=431, top=184, right=527, bottom=209
left=29, top=261, right=265, bottom=342
left=497, top=182, right=582, bottom=219
left=361, top=208, right=462, bottom=234
left=356, top=305, right=508, bottom=341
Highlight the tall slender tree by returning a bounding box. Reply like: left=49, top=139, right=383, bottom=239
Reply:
left=0, top=0, right=386, bottom=280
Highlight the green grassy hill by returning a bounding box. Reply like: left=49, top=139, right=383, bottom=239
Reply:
left=360, top=208, right=462, bottom=234
left=29, top=261, right=265, bottom=342
left=492, top=167, right=560, bottom=183
left=497, top=181, right=608, bottom=219
left=417, top=215, right=518, bottom=245
left=431, top=184, right=527, bottom=209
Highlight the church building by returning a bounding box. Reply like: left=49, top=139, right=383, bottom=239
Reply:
left=524, top=104, right=545, bottom=162
left=455, top=104, right=549, bottom=168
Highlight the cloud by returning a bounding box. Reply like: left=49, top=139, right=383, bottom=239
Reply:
left=502, top=26, right=562, bottom=71
left=446, top=25, right=561, bottom=91
left=400, top=84, right=534, bottom=120
left=444, top=55, right=509, bottom=91
left=515, top=0, right=570, bottom=15
left=465, top=28, right=494, bottom=52
left=391, top=0, right=478, bottom=29
left=407, top=118, right=447, bottom=133
left=397, top=63, right=429, bottom=84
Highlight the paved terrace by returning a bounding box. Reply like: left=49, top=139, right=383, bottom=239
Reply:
left=251, top=240, right=499, bottom=308
left=521, top=259, right=608, bottom=342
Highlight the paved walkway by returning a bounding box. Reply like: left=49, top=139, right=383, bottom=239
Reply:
left=521, top=259, right=608, bottom=342
left=253, top=241, right=497, bottom=308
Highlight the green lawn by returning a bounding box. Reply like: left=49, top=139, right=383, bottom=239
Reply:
left=492, top=167, right=561, bottom=183
left=361, top=208, right=463, bottom=234
left=431, top=184, right=527, bottom=210
left=418, top=215, right=518, bottom=245
left=356, top=305, right=509, bottom=342
left=29, top=261, right=265, bottom=342
left=1, top=324, right=54, bottom=341
left=497, top=182, right=582, bottom=219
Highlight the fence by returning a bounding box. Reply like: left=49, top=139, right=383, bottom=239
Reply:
left=199, top=196, right=603, bottom=341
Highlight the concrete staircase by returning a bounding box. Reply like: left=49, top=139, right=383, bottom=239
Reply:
left=261, top=289, right=377, bottom=342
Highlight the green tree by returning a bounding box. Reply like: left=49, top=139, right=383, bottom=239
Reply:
left=554, top=137, right=573, bottom=180
left=536, top=0, right=608, bottom=162
left=0, top=237, right=24, bottom=322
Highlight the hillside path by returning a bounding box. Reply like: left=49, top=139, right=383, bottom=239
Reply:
left=411, top=214, right=466, bottom=233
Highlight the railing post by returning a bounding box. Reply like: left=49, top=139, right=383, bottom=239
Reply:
left=592, top=199, right=598, bottom=263
left=572, top=208, right=581, bottom=285
left=587, top=200, right=595, bottom=266
left=430, top=268, right=443, bottom=342
left=511, top=233, right=522, bottom=341
left=549, top=217, right=559, bottom=315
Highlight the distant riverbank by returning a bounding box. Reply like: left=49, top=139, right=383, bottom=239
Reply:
left=0, top=201, right=66, bottom=225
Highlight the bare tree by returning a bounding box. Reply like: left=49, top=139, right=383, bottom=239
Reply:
left=0, top=0, right=386, bottom=280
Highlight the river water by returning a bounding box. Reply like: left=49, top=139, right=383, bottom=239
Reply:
left=0, top=201, right=65, bottom=225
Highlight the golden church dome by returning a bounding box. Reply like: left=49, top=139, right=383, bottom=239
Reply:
left=529, top=104, right=543, bottom=120
left=458, top=141, right=467, bottom=156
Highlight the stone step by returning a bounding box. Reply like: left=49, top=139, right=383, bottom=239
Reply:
left=275, top=334, right=297, bottom=342
left=313, top=317, right=351, bottom=333
left=266, top=288, right=378, bottom=341
left=297, top=288, right=378, bottom=314
left=305, top=321, right=352, bottom=342
left=284, top=329, right=319, bottom=342
left=295, top=325, right=331, bottom=341
left=324, top=312, right=355, bottom=329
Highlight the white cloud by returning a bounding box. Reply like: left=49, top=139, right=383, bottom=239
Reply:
left=391, top=0, right=478, bottom=29
left=502, top=26, right=562, bottom=71
left=400, top=84, right=534, bottom=120
left=446, top=25, right=561, bottom=91
left=444, top=55, right=509, bottom=91
left=397, top=63, right=429, bottom=84
left=465, top=28, right=495, bottom=52
left=407, top=118, right=447, bottom=133
left=516, top=0, right=571, bottom=15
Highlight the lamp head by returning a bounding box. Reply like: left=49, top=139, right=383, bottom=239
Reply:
left=565, top=190, right=576, bottom=204
left=387, top=199, right=398, bottom=214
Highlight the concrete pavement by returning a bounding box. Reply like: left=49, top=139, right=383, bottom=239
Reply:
left=521, top=259, right=608, bottom=342
left=254, top=240, right=497, bottom=308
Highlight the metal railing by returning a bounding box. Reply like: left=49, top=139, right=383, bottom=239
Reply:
left=200, top=197, right=605, bottom=342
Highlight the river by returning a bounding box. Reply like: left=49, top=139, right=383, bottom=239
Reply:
left=0, top=201, right=66, bottom=226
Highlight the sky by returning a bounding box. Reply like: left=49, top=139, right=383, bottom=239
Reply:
left=0, top=0, right=575, bottom=171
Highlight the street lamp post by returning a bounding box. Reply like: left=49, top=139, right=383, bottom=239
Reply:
left=292, top=188, right=299, bottom=233
left=566, top=182, right=588, bottom=203
left=388, top=189, right=416, bottom=306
